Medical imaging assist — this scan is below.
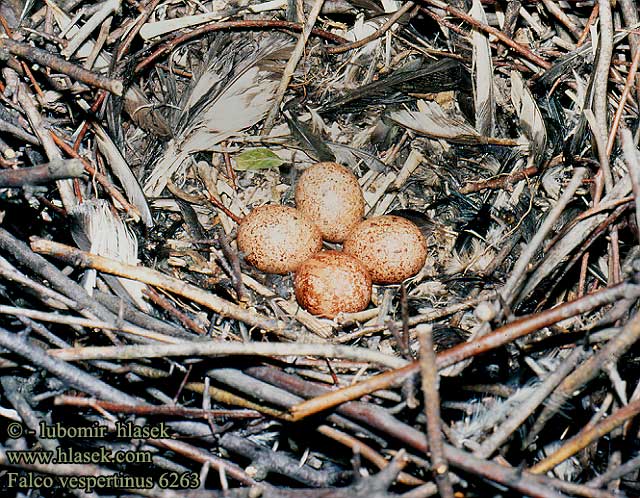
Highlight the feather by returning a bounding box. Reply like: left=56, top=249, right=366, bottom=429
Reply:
left=470, top=0, right=495, bottom=136
left=70, top=200, right=149, bottom=311
left=94, top=125, right=154, bottom=227
left=452, top=383, right=539, bottom=444
left=144, top=37, right=291, bottom=196
left=389, top=100, right=485, bottom=145
left=510, top=71, right=547, bottom=162
left=517, top=174, right=631, bottom=303
left=284, top=111, right=336, bottom=162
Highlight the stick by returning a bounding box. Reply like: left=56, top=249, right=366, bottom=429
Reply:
left=592, top=0, right=614, bottom=191
left=135, top=20, right=348, bottom=73
left=61, top=0, right=120, bottom=58
left=16, top=83, right=77, bottom=212
left=48, top=340, right=407, bottom=369
left=288, top=282, right=640, bottom=419
left=0, top=38, right=123, bottom=95
left=0, top=158, right=84, bottom=187
left=29, top=237, right=297, bottom=340
left=421, top=0, right=551, bottom=70
left=501, top=167, right=586, bottom=303
left=530, top=396, right=640, bottom=474
left=262, top=0, right=326, bottom=134
left=0, top=325, right=138, bottom=404
left=417, top=324, right=454, bottom=498
left=327, top=2, right=415, bottom=54
left=526, top=306, right=640, bottom=445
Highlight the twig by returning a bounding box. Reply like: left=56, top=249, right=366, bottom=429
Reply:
left=116, top=0, right=161, bottom=60
left=0, top=158, right=84, bottom=187
left=0, top=228, right=116, bottom=323
left=576, top=3, right=598, bottom=47
left=148, top=438, right=256, bottom=486
left=29, top=237, right=294, bottom=339
left=50, top=130, right=143, bottom=222
left=334, top=294, right=495, bottom=343
left=1, top=376, right=58, bottom=452
left=48, top=340, right=407, bottom=369
left=530, top=395, right=640, bottom=474
left=317, top=425, right=423, bottom=486
left=587, top=453, right=640, bottom=488
left=327, top=2, right=415, bottom=54
left=526, top=308, right=640, bottom=446
left=135, top=20, right=348, bottom=73
left=262, top=0, right=326, bottom=134
left=420, top=0, right=551, bottom=69
left=16, top=82, right=77, bottom=212
left=502, top=167, right=586, bottom=304
left=54, top=395, right=261, bottom=419
left=0, top=38, right=123, bottom=95
left=621, top=130, right=640, bottom=238
left=540, top=0, right=582, bottom=38
left=618, top=0, right=640, bottom=103
left=288, top=282, right=640, bottom=419
left=0, top=325, right=138, bottom=404
left=474, top=346, right=585, bottom=458
left=143, top=287, right=207, bottom=335
left=61, top=0, right=120, bottom=58
left=219, top=432, right=346, bottom=486
left=0, top=117, right=39, bottom=145
left=417, top=324, right=453, bottom=498
left=606, top=44, right=640, bottom=157
left=0, top=304, right=181, bottom=344
left=592, top=0, right=614, bottom=191
left=217, top=231, right=248, bottom=303
left=459, top=166, right=539, bottom=194
left=245, top=366, right=565, bottom=498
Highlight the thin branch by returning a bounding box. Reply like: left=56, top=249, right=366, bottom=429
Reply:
left=48, top=340, right=407, bottom=369
left=0, top=158, right=84, bottom=187
left=30, top=237, right=294, bottom=339
left=262, top=0, right=326, bottom=134
left=0, top=38, right=123, bottom=95
left=417, top=324, right=454, bottom=498
left=530, top=396, right=640, bottom=474
left=420, top=0, right=551, bottom=69
left=526, top=308, right=640, bottom=446
left=288, top=282, right=640, bottom=419
left=327, top=2, right=416, bottom=54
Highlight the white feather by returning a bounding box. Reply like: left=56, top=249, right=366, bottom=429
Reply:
left=70, top=200, right=149, bottom=311
left=470, top=0, right=495, bottom=136
left=511, top=71, right=547, bottom=161
left=389, top=100, right=482, bottom=144
left=94, top=125, right=154, bottom=227
left=452, top=384, right=539, bottom=444
left=144, top=39, right=289, bottom=196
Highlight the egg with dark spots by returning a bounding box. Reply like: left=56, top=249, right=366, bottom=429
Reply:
left=294, top=250, right=372, bottom=318
left=237, top=205, right=322, bottom=274
left=295, top=162, right=365, bottom=243
left=343, top=215, right=427, bottom=284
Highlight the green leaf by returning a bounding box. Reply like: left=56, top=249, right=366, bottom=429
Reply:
left=234, top=148, right=284, bottom=171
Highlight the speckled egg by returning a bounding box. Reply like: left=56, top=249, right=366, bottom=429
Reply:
left=295, top=162, right=365, bottom=243
left=237, top=205, right=322, bottom=274
left=343, top=215, right=427, bottom=284
left=294, top=250, right=372, bottom=318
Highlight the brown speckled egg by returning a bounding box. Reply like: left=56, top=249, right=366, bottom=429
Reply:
left=237, top=205, right=322, bottom=274
left=295, top=162, right=365, bottom=242
left=343, top=215, right=427, bottom=284
left=294, top=250, right=372, bottom=318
